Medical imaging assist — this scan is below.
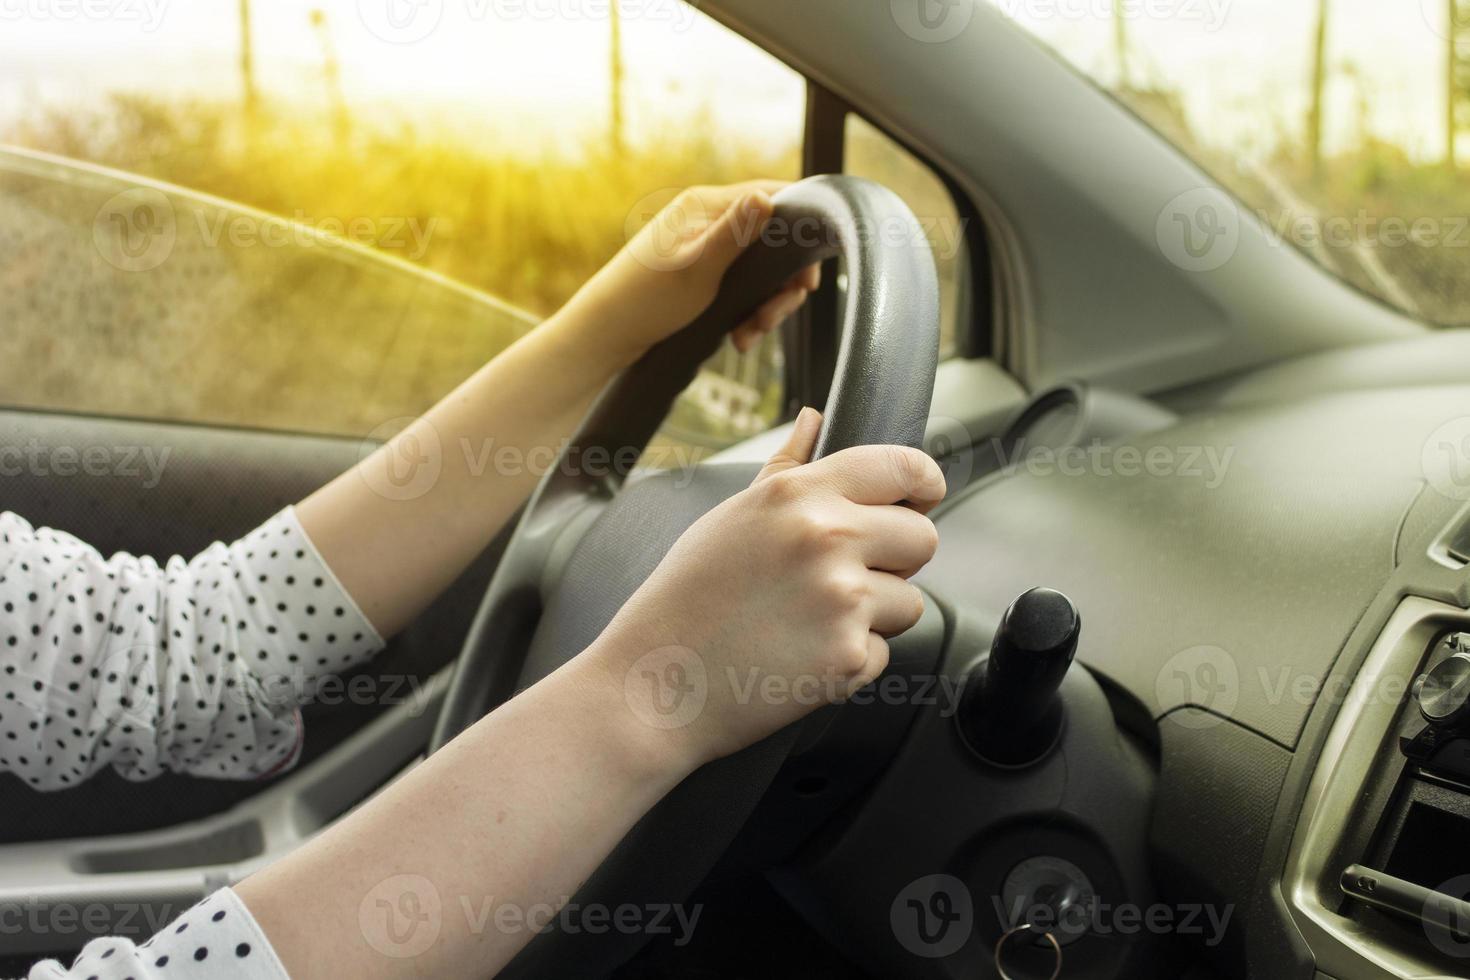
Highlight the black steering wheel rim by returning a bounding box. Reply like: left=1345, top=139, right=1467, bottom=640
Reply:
left=429, top=174, right=940, bottom=976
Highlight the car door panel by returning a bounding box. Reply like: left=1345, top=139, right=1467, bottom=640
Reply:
left=0, top=407, right=500, bottom=844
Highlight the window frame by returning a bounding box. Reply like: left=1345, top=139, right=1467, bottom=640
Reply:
left=783, top=81, right=995, bottom=422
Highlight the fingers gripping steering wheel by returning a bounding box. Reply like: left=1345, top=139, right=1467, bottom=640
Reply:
left=429, top=175, right=940, bottom=976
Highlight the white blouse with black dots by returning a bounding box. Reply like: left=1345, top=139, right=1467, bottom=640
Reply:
left=4, top=509, right=389, bottom=977
left=0, top=506, right=383, bottom=789
left=28, top=888, right=290, bottom=979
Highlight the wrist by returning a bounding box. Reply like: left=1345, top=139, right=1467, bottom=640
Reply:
left=545, top=259, right=656, bottom=375
left=560, top=635, right=705, bottom=789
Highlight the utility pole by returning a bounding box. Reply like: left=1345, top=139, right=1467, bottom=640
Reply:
left=239, top=0, right=259, bottom=120
left=310, top=8, right=351, bottom=150
left=609, top=1, right=626, bottom=158
left=1449, top=0, right=1460, bottom=171
left=1113, top=0, right=1130, bottom=90
left=1306, top=0, right=1329, bottom=178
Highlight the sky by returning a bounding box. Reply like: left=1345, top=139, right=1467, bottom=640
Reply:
left=0, top=0, right=1460, bottom=163
left=0, top=0, right=804, bottom=153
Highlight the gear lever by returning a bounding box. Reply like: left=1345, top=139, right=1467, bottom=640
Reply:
left=957, top=587, right=1080, bottom=767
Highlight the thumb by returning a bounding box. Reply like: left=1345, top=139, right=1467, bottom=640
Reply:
left=754, top=407, right=823, bottom=484
left=702, top=190, right=774, bottom=272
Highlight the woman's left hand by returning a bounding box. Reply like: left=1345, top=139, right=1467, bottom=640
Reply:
left=557, top=180, right=821, bottom=368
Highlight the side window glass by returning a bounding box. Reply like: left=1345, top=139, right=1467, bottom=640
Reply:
left=843, top=114, right=970, bottom=357
left=0, top=2, right=803, bottom=448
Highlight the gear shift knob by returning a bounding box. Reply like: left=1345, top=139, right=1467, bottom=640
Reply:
left=958, top=587, right=1080, bottom=767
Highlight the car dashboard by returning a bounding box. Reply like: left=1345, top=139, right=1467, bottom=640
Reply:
left=772, top=349, right=1470, bottom=979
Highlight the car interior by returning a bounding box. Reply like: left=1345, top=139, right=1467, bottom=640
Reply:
left=4, top=1, right=1470, bottom=978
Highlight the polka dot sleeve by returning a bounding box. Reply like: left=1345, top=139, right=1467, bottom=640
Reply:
left=0, top=507, right=383, bottom=789
left=27, top=888, right=290, bottom=980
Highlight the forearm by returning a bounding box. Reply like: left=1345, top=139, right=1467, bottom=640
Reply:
left=236, top=640, right=688, bottom=979
left=297, top=301, right=630, bottom=639
left=296, top=181, right=807, bottom=640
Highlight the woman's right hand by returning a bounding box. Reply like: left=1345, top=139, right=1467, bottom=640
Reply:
left=586, top=407, right=946, bottom=770
left=235, top=408, right=943, bottom=980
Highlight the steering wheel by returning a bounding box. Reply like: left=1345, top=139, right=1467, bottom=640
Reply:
left=429, top=174, right=940, bottom=976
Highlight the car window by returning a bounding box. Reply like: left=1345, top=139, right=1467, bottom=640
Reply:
left=0, top=1, right=802, bottom=453
left=988, top=1, right=1470, bottom=327
left=0, top=153, right=537, bottom=438
left=844, top=114, right=970, bottom=357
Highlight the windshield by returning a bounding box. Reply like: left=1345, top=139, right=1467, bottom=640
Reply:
left=990, top=0, right=1470, bottom=327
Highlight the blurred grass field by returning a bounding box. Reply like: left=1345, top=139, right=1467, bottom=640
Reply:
left=10, top=93, right=799, bottom=320
left=1, top=93, right=808, bottom=450
left=2, top=85, right=972, bottom=454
